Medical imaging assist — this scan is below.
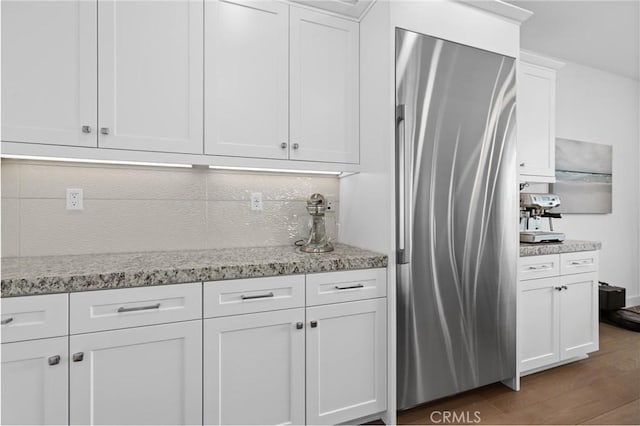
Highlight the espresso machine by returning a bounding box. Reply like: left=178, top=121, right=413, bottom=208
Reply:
left=300, top=193, right=334, bottom=253
left=520, top=193, right=566, bottom=243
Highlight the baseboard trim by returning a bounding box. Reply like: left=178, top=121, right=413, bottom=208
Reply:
left=520, top=354, right=589, bottom=377
left=626, top=294, right=640, bottom=306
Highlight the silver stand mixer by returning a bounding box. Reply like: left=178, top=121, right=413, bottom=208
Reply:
left=300, top=193, right=334, bottom=253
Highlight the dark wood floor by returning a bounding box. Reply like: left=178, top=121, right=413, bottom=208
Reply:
left=395, top=323, right=640, bottom=425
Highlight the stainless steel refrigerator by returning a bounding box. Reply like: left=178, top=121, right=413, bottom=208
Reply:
left=396, top=28, right=518, bottom=409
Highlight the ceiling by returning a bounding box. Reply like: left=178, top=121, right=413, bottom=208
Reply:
left=506, top=0, right=640, bottom=80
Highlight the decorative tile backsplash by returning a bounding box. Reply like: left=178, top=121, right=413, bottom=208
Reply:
left=0, top=159, right=339, bottom=257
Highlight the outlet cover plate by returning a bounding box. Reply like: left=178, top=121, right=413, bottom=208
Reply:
left=66, top=188, right=84, bottom=210
left=250, top=192, right=263, bottom=211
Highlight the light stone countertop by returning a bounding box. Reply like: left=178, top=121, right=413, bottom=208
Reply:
left=520, top=239, right=602, bottom=257
left=1, top=244, right=388, bottom=297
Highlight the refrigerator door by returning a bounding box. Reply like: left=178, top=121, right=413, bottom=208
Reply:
left=396, top=28, right=518, bottom=409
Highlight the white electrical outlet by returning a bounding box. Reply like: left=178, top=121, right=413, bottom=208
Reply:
left=66, top=188, right=84, bottom=210
left=326, top=195, right=336, bottom=212
left=250, top=192, right=263, bottom=211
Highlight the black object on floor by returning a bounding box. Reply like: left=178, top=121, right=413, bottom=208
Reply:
left=603, top=307, right=640, bottom=332
left=599, top=281, right=626, bottom=311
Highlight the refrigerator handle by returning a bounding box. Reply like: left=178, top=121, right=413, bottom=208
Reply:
left=396, top=104, right=410, bottom=264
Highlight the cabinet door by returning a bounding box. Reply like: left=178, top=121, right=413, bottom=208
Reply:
left=290, top=7, right=359, bottom=164
left=520, top=277, right=560, bottom=372
left=306, top=298, right=386, bottom=425
left=70, top=321, right=202, bottom=425
left=205, top=0, right=289, bottom=160
left=517, top=62, right=556, bottom=180
left=1, top=337, right=68, bottom=425
left=204, top=309, right=305, bottom=425
left=1, top=0, right=97, bottom=147
left=98, top=0, right=203, bottom=154
left=559, top=272, right=599, bottom=360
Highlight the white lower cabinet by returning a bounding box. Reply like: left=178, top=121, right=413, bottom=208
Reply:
left=203, top=268, right=388, bottom=425
left=1, top=337, right=69, bottom=425
left=204, top=309, right=306, bottom=425
left=519, top=252, right=599, bottom=374
left=69, top=320, right=202, bottom=425
left=306, top=298, right=387, bottom=425
left=559, top=272, right=599, bottom=359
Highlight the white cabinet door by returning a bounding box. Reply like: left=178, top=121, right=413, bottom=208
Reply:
left=1, top=0, right=97, bottom=147
left=559, top=272, right=599, bottom=360
left=98, top=0, right=203, bottom=154
left=520, top=277, right=560, bottom=372
left=204, top=309, right=305, bottom=426
left=69, top=321, right=202, bottom=425
left=205, top=0, right=289, bottom=160
left=1, top=337, right=68, bottom=425
left=517, top=61, right=556, bottom=181
left=306, top=298, right=386, bottom=425
left=290, top=7, right=359, bottom=164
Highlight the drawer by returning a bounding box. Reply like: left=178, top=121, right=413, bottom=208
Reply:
left=204, top=275, right=305, bottom=318
left=306, top=268, right=387, bottom=306
left=1, top=293, right=68, bottom=343
left=519, top=254, right=560, bottom=280
left=70, top=283, right=202, bottom=334
left=560, top=251, right=598, bottom=275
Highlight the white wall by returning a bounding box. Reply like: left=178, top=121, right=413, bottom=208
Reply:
left=1, top=159, right=339, bottom=257
left=551, top=61, right=640, bottom=304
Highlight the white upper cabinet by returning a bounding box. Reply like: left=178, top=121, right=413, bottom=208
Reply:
left=290, top=7, right=359, bottom=163
left=205, top=0, right=289, bottom=160
left=98, top=0, right=203, bottom=154
left=204, top=1, right=360, bottom=164
left=1, top=0, right=97, bottom=147
left=517, top=51, right=564, bottom=183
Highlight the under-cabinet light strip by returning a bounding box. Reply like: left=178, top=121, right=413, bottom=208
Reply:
left=1, top=155, right=193, bottom=168
left=207, top=165, right=342, bottom=176
left=1, top=155, right=346, bottom=176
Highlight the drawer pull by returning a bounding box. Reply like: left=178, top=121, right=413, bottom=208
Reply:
left=117, top=303, right=161, bottom=313
left=48, top=355, right=61, bottom=366
left=554, top=286, right=563, bottom=291
left=562, top=285, right=568, bottom=290
left=72, top=352, right=84, bottom=362
left=1, top=317, right=14, bottom=325
left=296, top=322, right=303, bottom=330
left=335, top=283, right=365, bottom=291
left=241, top=292, right=274, bottom=301
left=527, top=265, right=551, bottom=270
left=569, top=260, right=590, bottom=265
left=310, top=320, right=318, bottom=328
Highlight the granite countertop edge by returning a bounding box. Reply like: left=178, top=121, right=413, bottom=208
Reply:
left=1, top=245, right=388, bottom=297
left=519, top=239, right=602, bottom=257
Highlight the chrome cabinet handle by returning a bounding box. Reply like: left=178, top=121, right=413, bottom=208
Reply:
left=1, top=317, right=14, bottom=325
left=310, top=320, right=318, bottom=328
left=100, top=127, right=110, bottom=135
left=117, top=303, right=161, bottom=313
left=48, top=355, right=61, bottom=366
left=72, top=352, right=84, bottom=362
left=562, top=285, right=568, bottom=290
left=570, top=260, right=590, bottom=265
left=280, top=142, right=288, bottom=149
left=554, top=286, right=563, bottom=291
left=241, top=292, right=274, bottom=301
left=296, top=322, right=303, bottom=330
left=82, top=125, right=92, bottom=134
left=520, top=162, right=525, bottom=167
left=335, top=283, right=364, bottom=290
left=527, top=265, right=551, bottom=270
left=292, top=143, right=299, bottom=150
